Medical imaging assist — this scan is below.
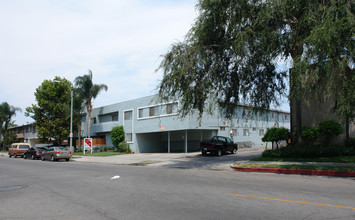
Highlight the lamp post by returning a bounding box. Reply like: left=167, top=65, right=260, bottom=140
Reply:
left=54, top=80, right=73, bottom=153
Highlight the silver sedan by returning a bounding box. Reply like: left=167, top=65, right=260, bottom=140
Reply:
left=41, top=147, right=72, bottom=162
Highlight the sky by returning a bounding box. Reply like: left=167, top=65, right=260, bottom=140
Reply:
left=0, top=0, right=290, bottom=126
left=0, top=0, right=199, bottom=125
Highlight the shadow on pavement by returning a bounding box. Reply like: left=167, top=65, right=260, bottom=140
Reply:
left=156, top=148, right=264, bottom=170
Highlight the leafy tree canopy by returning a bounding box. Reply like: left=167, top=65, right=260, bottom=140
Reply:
left=0, top=102, right=21, bottom=147
left=25, top=77, right=72, bottom=143
left=157, top=0, right=354, bottom=124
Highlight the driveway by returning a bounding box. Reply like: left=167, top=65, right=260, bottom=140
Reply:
left=73, top=147, right=264, bottom=171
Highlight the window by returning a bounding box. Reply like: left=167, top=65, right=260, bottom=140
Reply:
left=124, top=111, right=132, bottom=120
left=252, top=127, right=256, bottom=131
left=125, top=133, right=132, bottom=142
left=259, top=129, right=264, bottom=136
left=285, top=114, right=288, bottom=120
left=231, top=129, right=238, bottom=136
left=220, top=127, right=225, bottom=131
left=243, top=129, right=249, bottom=136
left=166, top=104, right=173, bottom=114
left=92, top=117, right=97, bottom=124
left=138, top=109, right=143, bottom=118
left=272, top=112, right=275, bottom=118
left=112, top=113, right=118, bottom=121
left=149, top=106, right=159, bottom=117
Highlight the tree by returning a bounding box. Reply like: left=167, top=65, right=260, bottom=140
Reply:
left=0, top=102, right=21, bottom=149
left=157, top=0, right=354, bottom=143
left=74, top=70, right=108, bottom=138
left=25, top=77, right=72, bottom=144
left=110, top=126, right=125, bottom=150
left=72, top=88, right=85, bottom=150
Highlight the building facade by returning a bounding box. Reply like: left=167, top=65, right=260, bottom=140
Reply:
left=82, top=95, right=290, bottom=153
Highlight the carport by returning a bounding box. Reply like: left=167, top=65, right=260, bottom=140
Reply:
left=135, top=129, right=216, bottom=153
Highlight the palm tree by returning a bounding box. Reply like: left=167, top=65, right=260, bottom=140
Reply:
left=74, top=70, right=108, bottom=138
left=0, top=102, right=21, bottom=149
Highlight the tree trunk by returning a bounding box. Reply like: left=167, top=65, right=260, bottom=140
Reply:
left=289, top=68, right=303, bottom=145
left=87, top=100, right=92, bottom=138
left=345, top=116, right=349, bottom=140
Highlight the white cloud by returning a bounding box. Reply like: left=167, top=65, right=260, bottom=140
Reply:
left=0, top=0, right=197, bottom=125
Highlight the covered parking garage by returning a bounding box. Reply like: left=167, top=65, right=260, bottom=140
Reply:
left=135, top=129, right=217, bottom=153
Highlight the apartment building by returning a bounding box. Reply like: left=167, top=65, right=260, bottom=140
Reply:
left=82, top=95, right=290, bottom=153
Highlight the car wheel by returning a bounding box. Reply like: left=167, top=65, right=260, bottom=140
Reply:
left=31, top=154, right=35, bottom=160
left=14, top=154, right=17, bottom=158
left=51, top=155, right=55, bottom=162
left=217, top=149, right=222, bottom=156
left=232, top=148, right=237, bottom=154
left=202, top=150, right=207, bottom=156
left=66, top=158, right=70, bottom=161
left=41, top=155, right=45, bottom=161
left=8, top=154, right=11, bottom=158
left=24, top=154, right=27, bottom=159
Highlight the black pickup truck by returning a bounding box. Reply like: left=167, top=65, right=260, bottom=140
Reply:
left=199, top=136, right=238, bottom=156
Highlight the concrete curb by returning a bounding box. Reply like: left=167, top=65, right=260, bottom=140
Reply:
left=230, top=165, right=355, bottom=177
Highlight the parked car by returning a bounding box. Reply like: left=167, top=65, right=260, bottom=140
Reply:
left=8, top=143, right=31, bottom=158
left=23, top=147, right=47, bottom=160
left=199, top=136, right=238, bottom=156
left=41, top=147, right=72, bottom=161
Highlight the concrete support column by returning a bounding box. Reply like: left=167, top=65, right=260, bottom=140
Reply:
left=185, top=130, right=188, bottom=153
left=168, top=131, right=170, bottom=153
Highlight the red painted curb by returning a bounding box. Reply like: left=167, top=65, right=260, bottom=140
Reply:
left=231, top=166, right=355, bottom=177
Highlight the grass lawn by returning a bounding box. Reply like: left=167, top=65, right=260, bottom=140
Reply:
left=234, top=163, right=355, bottom=171
left=250, top=155, right=355, bottom=163
left=243, top=155, right=355, bottom=172
left=73, top=152, right=126, bottom=157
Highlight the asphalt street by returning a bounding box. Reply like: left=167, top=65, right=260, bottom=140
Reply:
left=0, top=154, right=354, bottom=220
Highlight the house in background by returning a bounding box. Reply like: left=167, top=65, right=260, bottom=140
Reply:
left=7, top=124, right=38, bottom=147
left=81, top=95, right=290, bottom=153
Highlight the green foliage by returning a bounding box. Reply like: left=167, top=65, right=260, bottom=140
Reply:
left=110, top=126, right=125, bottom=149
left=25, top=77, right=72, bottom=143
left=0, top=102, right=21, bottom=148
left=118, top=141, right=131, bottom=153
left=74, top=70, right=108, bottom=138
left=315, top=120, right=343, bottom=145
left=262, top=127, right=290, bottom=148
left=344, top=138, right=355, bottom=148
left=262, top=144, right=355, bottom=158
left=103, top=146, right=114, bottom=152
left=157, top=0, right=354, bottom=141
left=301, top=126, right=317, bottom=144
left=93, top=147, right=101, bottom=152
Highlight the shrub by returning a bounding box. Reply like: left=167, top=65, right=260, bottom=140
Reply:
left=301, top=126, right=317, bottom=144
left=262, top=127, right=290, bottom=149
left=111, top=126, right=125, bottom=149
left=103, top=146, right=114, bottom=152
left=118, top=141, right=131, bottom=153
left=344, top=138, right=355, bottom=148
left=316, top=120, right=343, bottom=145
left=93, top=147, right=101, bottom=152
left=262, top=144, right=355, bottom=158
